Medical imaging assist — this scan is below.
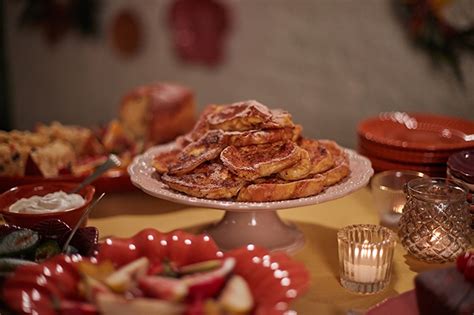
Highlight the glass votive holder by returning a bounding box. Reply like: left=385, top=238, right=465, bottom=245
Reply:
left=371, top=170, right=428, bottom=229
left=337, top=224, right=396, bottom=294
left=398, top=177, right=471, bottom=263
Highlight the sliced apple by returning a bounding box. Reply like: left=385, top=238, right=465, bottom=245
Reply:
left=218, top=275, right=254, bottom=314
left=96, top=293, right=184, bottom=315
left=138, top=276, right=188, bottom=301
left=179, top=259, right=223, bottom=275
left=81, top=275, right=111, bottom=303
left=183, top=257, right=236, bottom=299
left=104, top=257, right=149, bottom=293
left=77, top=260, right=116, bottom=282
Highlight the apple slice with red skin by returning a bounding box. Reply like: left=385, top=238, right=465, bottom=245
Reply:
left=138, top=276, right=188, bottom=301
left=81, top=275, right=111, bottom=303
left=218, top=275, right=254, bottom=314
left=179, top=259, right=222, bottom=275
left=104, top=257, right=149, bottom=293
left=183, top=257, right=235, bottom=300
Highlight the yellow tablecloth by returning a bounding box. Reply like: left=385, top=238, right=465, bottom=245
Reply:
left=89, top=187, right=450, bottom=314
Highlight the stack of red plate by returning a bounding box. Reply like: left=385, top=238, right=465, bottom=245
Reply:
left=357, top=112, right=474, bottom=177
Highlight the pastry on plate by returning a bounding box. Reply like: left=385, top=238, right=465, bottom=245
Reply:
left=220, top=140, right=301, bottom=181
left=161, top=162, right=246, bottom=199
left=168, top=130, right=227, bottom=175
left=238, top=174, right=326, bottom=202
left=153, top=100, right=351, bottom=201
left=207, top=100, right=273, bottom=131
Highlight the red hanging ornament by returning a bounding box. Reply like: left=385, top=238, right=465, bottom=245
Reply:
left=168, top=0, right=231, bottom=67
left=110, top=8, right=143, bottom=58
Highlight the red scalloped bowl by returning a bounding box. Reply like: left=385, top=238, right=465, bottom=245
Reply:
left=0, top=182, right=95, bottom=229
left=2, top=229, right=310, bottom=315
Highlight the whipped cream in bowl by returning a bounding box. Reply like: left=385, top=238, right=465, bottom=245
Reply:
left=0, top=182, right=95, bottom=229
left=8, top=191, right=86, bottom=214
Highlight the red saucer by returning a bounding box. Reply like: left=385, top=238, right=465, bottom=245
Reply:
left=358, top=112, right=474, bottom=151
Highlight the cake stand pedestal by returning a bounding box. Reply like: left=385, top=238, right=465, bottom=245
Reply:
left=129, top=143, right=373, bottom=253
left=205, top=210, right=304, bottom=253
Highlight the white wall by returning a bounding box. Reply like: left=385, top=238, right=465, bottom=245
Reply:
left=5, top=0, right=474, bottom=148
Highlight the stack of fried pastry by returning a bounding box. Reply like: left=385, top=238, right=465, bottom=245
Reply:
left=152, top=100, right=350, bottom=202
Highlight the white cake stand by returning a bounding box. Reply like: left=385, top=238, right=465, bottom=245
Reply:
left=128, top=143, right=373, bottom=253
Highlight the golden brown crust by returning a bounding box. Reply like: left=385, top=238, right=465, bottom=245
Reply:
left=321, top=152, right=350, bottom=187
left=225, top=127, right=298, bottom=147
left=152, top=148, right=181, bottom=174
left=299, top=138, right=334, bottom=175
left=220, top=141, right=301, bottom=180
left=278, top=147, right=312, bottom=180
left=176, top=104, right=221, bottom=147
left=168, top=130, right=227, bottom=175
left=261, top=109, right=295, bottom=129
left=119, top=82, right=196, bottom=144
left=237, top=174, right=326, bottom=202
left=207, top=100, right=273, bottom=131
left=162, top=162, right=245, bottom=199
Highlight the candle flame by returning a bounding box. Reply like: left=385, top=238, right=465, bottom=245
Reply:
left=392, top=203, right=405, bottom=214
left=430, top=231, right=441, bottom=243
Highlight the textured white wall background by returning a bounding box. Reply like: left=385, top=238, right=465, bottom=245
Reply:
left=4, top=0, right=474, bottom=148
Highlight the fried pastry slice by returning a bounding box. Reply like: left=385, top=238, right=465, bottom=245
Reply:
left=152, top=148, right=181, bottom=174
left=318, top=139, right=344, bottom=159
left=318, top=140, right=350, bottom=186
left=322, top=157, right=350, bottom=187
left=225, top=126, right=300, bottom=147
left=168, top=130, right=226, bottom=175
left=162, top=162, right=245, bottom=199
left=278, top=147, right=312, bottom=180
left=207, top=100, right=273, bottom=131
left=261, top=109, right=295, bottom=129
left=220, top=141, right=301, bottom=180
left=176, top=104, right=220, bottom=147
left=299, top=138, right=334, bottom=175
left=237, top=174, right=326, bottom=202
left=322, top=156, right=350, bottom=187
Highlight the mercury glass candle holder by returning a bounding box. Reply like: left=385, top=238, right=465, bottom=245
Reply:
left=371, top=170, right=428, bottom=229
left=398, top=177, right=471, bottom=263
left=337, top=224, right=396, bottom=294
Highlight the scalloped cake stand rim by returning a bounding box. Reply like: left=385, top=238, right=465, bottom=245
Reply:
left=128, top=142, right=374, bottom=212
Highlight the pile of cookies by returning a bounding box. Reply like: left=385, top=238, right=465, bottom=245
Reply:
left=153, top=100, right=350, bottom=202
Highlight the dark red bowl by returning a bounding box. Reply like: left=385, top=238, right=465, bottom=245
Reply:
left=0, top=182, right=95, bottom=229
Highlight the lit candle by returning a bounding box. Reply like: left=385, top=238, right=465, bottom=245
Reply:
left=392, top=202, right=405, bottom=214
left=344, top=240, right=388, bottom=283
left=338, top=224, right=396, bottom=294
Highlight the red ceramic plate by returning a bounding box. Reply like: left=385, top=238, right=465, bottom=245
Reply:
left=360, top=150, right=447, bottom=177
left=366, top=290, right=418, bottom=315
left=3, top=229, right=310, bottom=315
left=0, top=171, right=135, bottom=194
left=358, top=112, right=474, bottom=151
left=358, top=136, right=453, bottom=164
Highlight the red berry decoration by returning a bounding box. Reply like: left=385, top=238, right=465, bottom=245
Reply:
left=464, top=255, right=474, bottom=282
left=456, top=251, right=472, bottom=273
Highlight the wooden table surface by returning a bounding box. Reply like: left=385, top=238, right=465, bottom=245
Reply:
left=89, top=187, right=450, bottom=314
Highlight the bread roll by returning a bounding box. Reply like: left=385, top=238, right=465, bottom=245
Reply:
left=119, top=82, right=196, bottom=145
